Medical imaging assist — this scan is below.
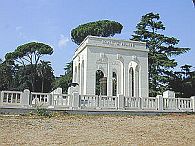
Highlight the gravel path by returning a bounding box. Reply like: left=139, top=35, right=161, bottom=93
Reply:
left=0, top=114, right=195, bottom=145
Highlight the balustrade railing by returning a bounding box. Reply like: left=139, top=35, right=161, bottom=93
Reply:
left=79, top=95, right=117, bottom=109
left=0, top=91, right=23, bottom=106
left=163, top=98, right=192, bottom=111
left=142, top=97, right=157, bottom=110
left=31, top=92, right=50, bottom=107
left=124, top=97, right=157, bottom=110
left=80, top=95, right=99, bottom=109
left=0, top=89, right=194, bottom=113
left=99, top=96, right=117, bottom=109
left=125, top=97, right=141, bottom=109
left=52, top=94, right=70, bottom=107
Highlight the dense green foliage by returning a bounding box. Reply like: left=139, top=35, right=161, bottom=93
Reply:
left=168, top=65, right=195, bottom=97
left=0, top=61, right=13, bottom=90
left=53, top=61, right=73, bottom=93
left=131, top=12, right=190, bottom=96
left=5, top=42, right=53, bottom=66
left=2, top=42, right=54, bottom=92
left=71, top=20, right=123, bottom=45
left=12, top=62, right=54, bottom=92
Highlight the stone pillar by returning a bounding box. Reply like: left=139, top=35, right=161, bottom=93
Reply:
left=79, top=63, right=82, bottom=95
left=140, top=97, right=144, bottom=110
left=191, top=96, right=195, bottom=112
left=0, top=91, right=3, bottom=106
left=157, top=95, right=163, bottom=112
left=118, top=94, right=125, bottom=109
left=77, top=64, right=80, bottom=85
left=107, top=64, right=112, bottom=96
left=22, top=89, right=30, bottom=107
left=124, top=63, right=128, bottom=96
left=121, top=62, right=124, bottom=95
left=72, top=92, right=80, bottom=109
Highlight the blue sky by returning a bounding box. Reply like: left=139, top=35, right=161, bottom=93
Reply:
left=0, top=0, right=195, bottom=76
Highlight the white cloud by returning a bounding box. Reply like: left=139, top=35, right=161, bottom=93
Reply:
left=15, top=26, right=22, bottom=31
left=58, top=34, right=69, bottom=49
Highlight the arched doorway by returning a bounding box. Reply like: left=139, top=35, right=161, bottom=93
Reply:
left=95, top=70, right=107, bottom=95
left=112, top=72, right=117, bottom=96
left=129, top=67, right=134, bottom=97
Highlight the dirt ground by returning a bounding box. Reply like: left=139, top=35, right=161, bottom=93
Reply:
left=0, top=113, right=195, bottom=146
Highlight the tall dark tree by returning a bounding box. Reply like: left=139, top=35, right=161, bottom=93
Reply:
left=0, top=61, right=13, bottom=90
left=10, top=62, right=54, bottom=92
left=37, top=61, right=54, bottom=93
left=5, top=42, right=53, bottom=92
left=168, top=65, right=195, bottom=97
left=193, top=0, right=195, bottom=7
left=71, top=20, right=123, bottom=45
left=131, top=12, right=190, bottom=96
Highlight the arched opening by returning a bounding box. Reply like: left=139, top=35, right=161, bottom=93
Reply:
left=135, top=65, right=139, bottom=97
left=112, top=72, right=117, bottom=96
left=129, top=67, right=134, bottom=97
left=95, top=70, right=107, bottom=95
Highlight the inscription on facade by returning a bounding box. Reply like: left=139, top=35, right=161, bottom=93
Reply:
left=102, top=40, right=135, bottom=48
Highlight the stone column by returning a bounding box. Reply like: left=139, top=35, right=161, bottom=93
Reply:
left=77, top=63, right=80, bottom=85
left=124, top=62, right=128, bottom=96
left=0, top=91, right=3, bottom=106
left=107, top=63, right=112, bottom=96
left=157, top=95, right=163, bottom=112
left=22, top=89, right=30, bottom=107
left=72, top=92, right=80, bottom=109
left=118, top=94, right=125, bottom=109
left=191, top=96, right=195, bottom=112
left=79, top=63, right=82, bottom=95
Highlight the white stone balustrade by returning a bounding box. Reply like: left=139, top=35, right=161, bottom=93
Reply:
left=99, top=96, right=117, bottom=109
left=31, top=92, right=50, bottom=107
left=125, top=96, right=141, bottom=109
left=142, top=97, right=158, bottom=110
left=80, top=95, right=99, bottom=109
left=52, top=94, right=70, bottom=107
left=0, top=90, right=23, bottom=107
left=0, top=89, right=195, bottom=113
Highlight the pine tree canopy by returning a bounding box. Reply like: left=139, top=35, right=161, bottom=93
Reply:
left=131, top=12, right=190, bottom=96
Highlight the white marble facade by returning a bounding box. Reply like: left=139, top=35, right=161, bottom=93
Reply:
left=72, top=36, right=149, bottom=97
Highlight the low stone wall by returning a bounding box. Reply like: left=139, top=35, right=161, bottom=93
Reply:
left=1, top=107, right=194, bottom=116
left=0, top=89, right=195, bottom=114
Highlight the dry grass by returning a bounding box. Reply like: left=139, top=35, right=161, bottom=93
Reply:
left=0, top=113, right=195, bottom=145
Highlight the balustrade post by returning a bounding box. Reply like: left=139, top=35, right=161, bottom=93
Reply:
left=49, top=94, right=53, bottom=106
left=72, top=92, right=80, bottom=109
left=69, top=94, right=73, bottom=109
left=22, top=89, right=30, bottom=107
left=140, top=97, right=144, bottom=110
left=0, top=91, right=2, bottom=106
left=190, top=96, right=195, bottom=112
left=117, top=94, right=125, bottom=109
left=157, top=95, right=163, bottom=112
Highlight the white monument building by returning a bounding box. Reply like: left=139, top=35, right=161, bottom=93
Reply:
left=72, top=36, right=149, bottom=97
